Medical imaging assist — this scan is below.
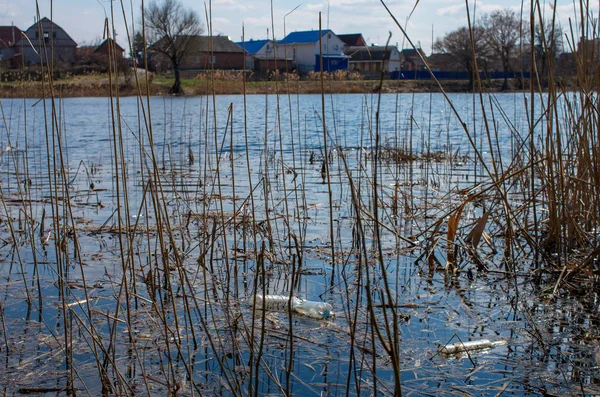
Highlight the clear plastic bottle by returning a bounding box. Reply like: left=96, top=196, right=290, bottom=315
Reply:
left=251, top=294, right=333, bottom=320
left=291, top=299, right=333, bottom=320
left=439, top=339, right=506, bottom=355
left=252, top=294, right=300, bottom=311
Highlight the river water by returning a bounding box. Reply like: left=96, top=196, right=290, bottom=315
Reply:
left=0, top=92, right=597, bottom=396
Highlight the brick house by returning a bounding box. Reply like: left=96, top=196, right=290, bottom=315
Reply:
left=14, top=17, right=77, bottom=66
left=427, top=52, right=462, bottom=72
left=151, top=35, right=245, bottom=76
left=0, top=25, right=21, bottom=66
left=95, top=38, right=125, bottom=58
left=573, top=38, right=600, bottom=76
left=77, top=38, right=126, bottom=72
left=399, top=48, right=427, bottom=72
left=78, top=39, right=124, bottom=60
left=338, top=33, right=367, bottom=47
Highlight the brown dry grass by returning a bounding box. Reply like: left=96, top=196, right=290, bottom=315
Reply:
left=0, top=72, right=488, bottom=97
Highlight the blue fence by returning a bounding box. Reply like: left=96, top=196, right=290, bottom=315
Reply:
left=315, top=55, right=349, bottom=72
left=391, top=70, right=530, bottom=80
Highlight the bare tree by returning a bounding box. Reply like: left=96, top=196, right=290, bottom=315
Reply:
left=481, top=9, right=527, bottom=90
left=144, top=0, right=202, bottom=94
left=433, top=26, right=489, bottom=90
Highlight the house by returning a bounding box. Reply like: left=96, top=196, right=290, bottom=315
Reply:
left=401, top=52, right=472, bottom=80
left=14, top=17, right=77, bottom=66
left=77, top=38, right=126, bottom=72
left=0, top=25, right=21, bottom=65
left=345, top=45, right=401, bottom=78
left=78, top=38, right=125, bottom=61
left=399, top=48, right=427, bottom=72
left=427, top=53, right=462, bottom=73
left=151, top=35, right=245, bottom=75
left=572, top=38, right=600, bottom=76
left=234, top=39, right=291, bottom=72
left=95, top=38, right=125, bottom=58
left=338, top=33, right=367, bottom=48
left=279, top=29, right=348, bottom=73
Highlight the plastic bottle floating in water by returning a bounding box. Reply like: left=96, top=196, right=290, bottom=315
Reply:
left=439, top=339, right=507, bottom=355
left=252, top=294, right=333, bottom=320
left=292, top=299, right=333, bottom=320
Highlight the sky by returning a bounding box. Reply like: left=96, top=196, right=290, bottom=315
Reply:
left=0, top=1, right=596, bottom=55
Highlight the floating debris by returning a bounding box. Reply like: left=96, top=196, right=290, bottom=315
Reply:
left=439, top=339, right=507, bottom=355
left=252, top=294, right=333, bottom=320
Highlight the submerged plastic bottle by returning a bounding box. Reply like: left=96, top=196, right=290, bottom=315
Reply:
left=291, top=298, right=333, bottom=320
left=251, top=294, right=333, bottom=320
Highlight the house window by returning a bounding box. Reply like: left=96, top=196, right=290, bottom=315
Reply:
left=194, top=55, right=200, bottom=64
left=43, top=32, right=50, bottom=44
left=328, top=33, right=331, bottom=39
left=209, top=55, right=216, bottom=64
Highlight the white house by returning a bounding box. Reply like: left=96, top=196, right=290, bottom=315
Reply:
left=279, top=29, right=348, bottom=73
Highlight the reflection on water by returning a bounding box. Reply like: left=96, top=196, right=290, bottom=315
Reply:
left=0, top=93, right=597, bottom=395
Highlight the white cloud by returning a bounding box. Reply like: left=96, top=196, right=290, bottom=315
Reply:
left=240, top=15, right=273, bottom=38
left=329, top=0, right=375, bottom=6
left=306, top=3, right=325, bottom=11
left=436, top=4, right=464, bottom=16
left=213, top=0, right=251, bottom=11
left=211, top=17, right=231, bottom=25
left=436, top=1, right=504, bottom=17
left=0, top=3, right=23, bottom=23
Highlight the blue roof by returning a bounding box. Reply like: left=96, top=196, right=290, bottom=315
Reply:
left=234, top=39, right=270, bottom=55
left=279, top=29, right=333, bottom=45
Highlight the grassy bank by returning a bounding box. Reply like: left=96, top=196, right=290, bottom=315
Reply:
left=0, top=71, right=502, bottom=97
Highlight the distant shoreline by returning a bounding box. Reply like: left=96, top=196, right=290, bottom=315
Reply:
left=0, top=75, right=527, bottom=98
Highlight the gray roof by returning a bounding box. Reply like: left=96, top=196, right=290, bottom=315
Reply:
left=15, top=17, right=77, bottom=47
left=184, top=35, right=244, bottom=53
left=345, top=45, right=394, bottom=61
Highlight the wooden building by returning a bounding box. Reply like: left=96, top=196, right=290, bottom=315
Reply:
left=14, top=17, right=77, bottom=66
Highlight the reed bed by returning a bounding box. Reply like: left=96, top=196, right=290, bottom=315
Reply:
left=0, top=1, right=599, bottom=396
